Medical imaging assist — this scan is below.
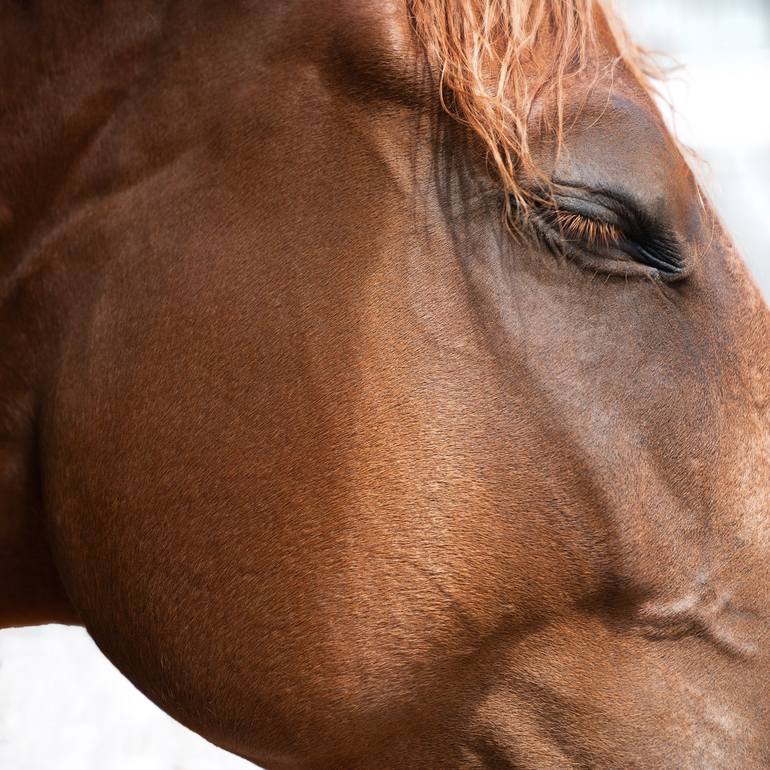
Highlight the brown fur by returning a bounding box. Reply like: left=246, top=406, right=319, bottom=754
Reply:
left=1, top=1, right=769, bottom=768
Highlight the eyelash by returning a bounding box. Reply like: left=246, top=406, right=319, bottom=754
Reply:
left=552, top=210, right=624, bottom=249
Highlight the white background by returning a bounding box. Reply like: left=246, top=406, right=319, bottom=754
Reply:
left=2, top=3, right=769, bottom=769
left=619, top=0, right=770, bottom=298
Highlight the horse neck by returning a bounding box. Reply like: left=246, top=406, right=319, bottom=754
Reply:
left=0, top=1, right=169, bottom=541
left=0, top=3, right=173, bottom=628
left=0, top=1, right=168, bottom=289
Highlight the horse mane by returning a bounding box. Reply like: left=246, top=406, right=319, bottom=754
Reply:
left=408, top=0, right=661, bottom=221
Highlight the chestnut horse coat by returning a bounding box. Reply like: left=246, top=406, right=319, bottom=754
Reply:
left=1, top=1, right=769, bottom=768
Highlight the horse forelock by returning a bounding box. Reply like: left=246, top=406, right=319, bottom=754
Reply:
left=408, top=0, right=664, bottom=223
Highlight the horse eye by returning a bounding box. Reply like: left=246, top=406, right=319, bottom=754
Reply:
left=528, top=186, right=686, bottom=278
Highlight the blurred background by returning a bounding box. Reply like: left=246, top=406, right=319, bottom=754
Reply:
left=1, top=2, right=768, bottom=770
left=620, top=0, right=770, bottom=297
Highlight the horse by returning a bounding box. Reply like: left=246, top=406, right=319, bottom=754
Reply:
left=1, top=0, right=768, bottom=767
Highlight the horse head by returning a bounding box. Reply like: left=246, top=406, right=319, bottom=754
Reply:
left=1, top=0, right=768, bottom=766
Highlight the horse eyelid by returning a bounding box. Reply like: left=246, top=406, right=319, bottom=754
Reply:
left=535, top=194, right=685, bottom=276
